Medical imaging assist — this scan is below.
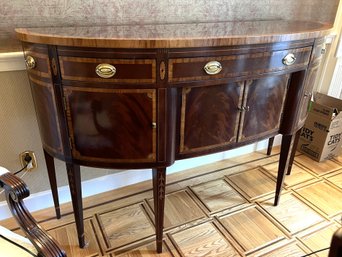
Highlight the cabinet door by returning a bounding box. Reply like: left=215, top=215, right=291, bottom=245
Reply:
left=239, top=75, right=289, bottom=141
left=297, top=65, right=319, bottom=128
left=63, top=87, right=156, bottom=163
left=180, top=82, right=243, bottom=154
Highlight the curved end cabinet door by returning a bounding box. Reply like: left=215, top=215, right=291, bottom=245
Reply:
left=30, top=78, right=64, bottom=156
left=23, top=44, right=64, bottom=158
left=179, top=82, right=243, bottom=156
left=63, top=86, right=157, bottom=165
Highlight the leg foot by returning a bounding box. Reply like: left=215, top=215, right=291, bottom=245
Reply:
left=267, top=137, right=275, bottom=156
left=43, top=149, right=61, bottom=219
left=152, top=167, right=166, bottom=253
left=274, top=134, right=295, bottom=206
left=66, top=163, right=85, bottom=248
left=286, top=129, right=301, bottom=175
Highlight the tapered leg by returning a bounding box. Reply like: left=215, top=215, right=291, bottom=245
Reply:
left=43, top=149, right=61, bottom=219
left=286, top=129, right=301, bottom=175
left=66, top=163, right=85, bottom=248
left=267, top=137, right=275, bottom=156
left=152, top=167, right=166, bottom=253
left=274, top=134, right=295, bottom=206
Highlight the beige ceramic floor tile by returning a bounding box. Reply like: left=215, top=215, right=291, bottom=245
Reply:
left=148, top=190, right=206, bottom=229
left=97, top=204, right=155, bottom=249
left=295, top=182, right=342, bottom=217
left=169, top=222, right=241, bottom=257
left=218, top=206, right=286, bottom=254
left=191, top=179, right=247, bottom=212
left=295, top=155, right=341, bottom=176
left=260, top=193, right=325, bottom=234
left=227, top=168, right=275, bottom=200
left=262, top=161, right=317, bottom=187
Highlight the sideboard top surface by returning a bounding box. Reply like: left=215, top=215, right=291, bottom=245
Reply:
left=16, top=20, right=332, bottom=48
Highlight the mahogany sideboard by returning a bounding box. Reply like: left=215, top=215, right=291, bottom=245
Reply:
left=16, top=21, right=331, bottom=253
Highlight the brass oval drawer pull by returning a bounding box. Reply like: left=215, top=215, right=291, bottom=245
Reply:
left=25, top=56, right=36, bottom=70
left=96, top=63, right=116, bottom=78
left=204, top=61, right=222, bottom=75
left=282, top=53, right=296, bottom=66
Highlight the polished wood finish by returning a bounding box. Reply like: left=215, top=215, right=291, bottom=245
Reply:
left=239, top=75, right=289, bottom=141
left=16, top=21, right=330, bottom=253
left=169, top=47, right=311, bottom=82
left=152, top=168, right=166, bottom=253
left=180, top=82, right=243, bottom=153
left=63, top=87, right=157, bottom=163
left=59, top=57, right=156, bottom=83
left=267, top=137, right=275, bottom=155
left=15, top=21, right=332, bottom=48
left=66, top=163, right=84, bottom=248
left=0, top=172, right=66, bottom=257
left=43, top=149, right=61, bottom=219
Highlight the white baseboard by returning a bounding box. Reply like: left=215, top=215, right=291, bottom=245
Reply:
left=0, top=52, right=25, bottom=72
left=0, top=136, right=281, bottom=221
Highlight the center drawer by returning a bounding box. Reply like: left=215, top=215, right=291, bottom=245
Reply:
left=59, top=56, right=157, bottom=84
left=169, top=47, right=312, bottom=83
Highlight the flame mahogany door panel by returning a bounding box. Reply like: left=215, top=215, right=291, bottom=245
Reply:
left=63, top=86, right=157, bottom=164
left=179, top=82, right=244, bottom=154
left=238, top=75, right=289, bottom=142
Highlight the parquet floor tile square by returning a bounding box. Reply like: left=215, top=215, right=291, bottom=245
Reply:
left=295, top=155, right=341, bottom=176
left=295, top=181, right=342, bottom=217
left=259, top=193, right=325, bottom=234
left=168, top=222, right=241, bottom=257
left=261, top=161, right=317, bottom=187
left=4, top=149, right=342, bottom=257
left=249, top=241, right=309, bottom=257
left=333, top=155, right=342, bottom=164
left=96, top=203, right=155, bottom=250
left=148, top=190, right=206, bottom=229
left=190, top=179, right=247, bottom=212
left=298, top=223, right=340, bottom=257
left=226, top=168, right=276, bottom=200
left=48, top=218, right=100, bottom=257
left=115, top=241, right=171, bottom=257
left=218, top=206, right=286, bottom=254
left=326, top=171, right=342, bottom=188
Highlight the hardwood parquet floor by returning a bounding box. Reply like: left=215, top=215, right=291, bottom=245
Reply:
left=1, top=148, right=342, bottom=257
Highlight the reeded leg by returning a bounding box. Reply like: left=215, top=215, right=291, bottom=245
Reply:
left=152, top=167, right=166, bottom=253
left=286, top=129, right=301, bottom=175
left=274, top=134, right=295, bottom=206
left=267, top=137, right=275, bottom=156
left=43, top=149, right=61, bottom=219
left=66, top=163, right=85, bottom=248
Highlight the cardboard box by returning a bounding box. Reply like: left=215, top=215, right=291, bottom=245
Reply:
left=298, top=92, right=342, bottom=162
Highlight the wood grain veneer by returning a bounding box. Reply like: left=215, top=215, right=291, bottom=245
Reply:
left=15, top=21, right=332, bottom=49
left=16, top=20, right=332, bottom=254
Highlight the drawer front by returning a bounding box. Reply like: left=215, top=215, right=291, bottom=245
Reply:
left=169, top=47, right=312, bottom=83
left=59, top=56, right=156, bottom=83
left=23, top=46, right=51, bottom=79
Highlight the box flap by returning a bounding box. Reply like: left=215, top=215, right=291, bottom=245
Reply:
left=310, top=92, right=342, bottom=120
